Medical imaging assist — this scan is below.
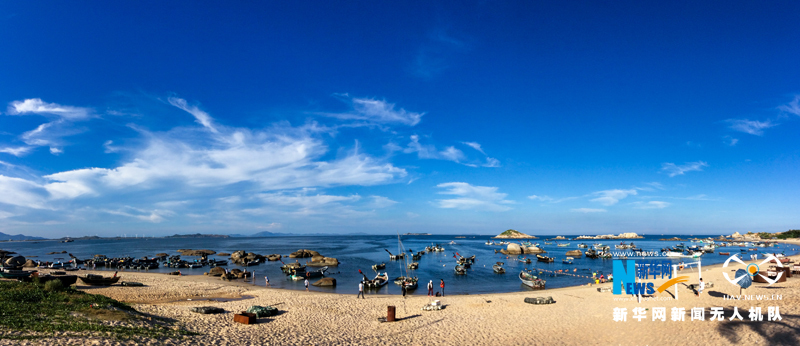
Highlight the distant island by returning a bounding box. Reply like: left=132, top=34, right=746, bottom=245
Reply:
left=575, top=233, right=643, bottom=240
left=0, top=232, right=46, bottom=241
left=404, top=233, right=431, bottom=236
left=493, top=229, right=537, bottom=239
left=165, top=233, right=231, bottom=239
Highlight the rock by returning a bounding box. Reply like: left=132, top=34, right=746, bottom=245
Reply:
left=178, top=249, right=217, bottom=256
left=4, top=256, right=26, bottom=267
left=220, top=273, right=237, bottom=280
left=565, top=250, right=583, bottom=257
left=313, top=277, right=337, bottom=286
left=155, top=253, right=168, bottom=257
left=231, top=251, right=247, bottom=261
left=23, top=259, right=38, bottom=267
left=523, top=246, right=545, bottom=254
left=524, top=296, right=555, bottom=304
left=505, top=244, right=523, bottom=255
left=266, top=254, right=281, bottom=261
left=230, top=269, right=243, bottom=275
left=218, top=253, right=231, bottom=256
left=289, top=249, right=319, bottom=258
left=308, top=256, right=339, bottom=267
left=236, top=271, right=251, bottom=279
left=246, top=305, right=278, bottom=317
left=554, top=236, right=566, bottom=240
left=207, top=267, right=226, bottom=277
left=191, top=306, right=225, bottom=314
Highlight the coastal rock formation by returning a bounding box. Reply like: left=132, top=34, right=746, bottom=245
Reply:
left=313, top=277, right=336, bottom=286
left=523, top=246, right=545, bottom=254
left=4, top=256, right=26, bottom=267
left=575, top=233, right=643, bottom=240
left=266, top=254, right=282, bottom=261
left=206, top=267, right=226, bottom=277
left=307, top=255, right=339, bottom=266
left=217, top=253, right=231, bottom=256
left=178, top=249, right=217, bottom=256
left=565, top=250, right=583, bottom=257
left=493, top=229, right=537, bottom=239
left=230, top=251, right=265, bottom=265
left=554, top=236, right=566, bottom=240
left=503, top=243, right=523, bottom=255
left=289, top=249, right=320, bottom=258
left=23, top=259, right=37, bottom=267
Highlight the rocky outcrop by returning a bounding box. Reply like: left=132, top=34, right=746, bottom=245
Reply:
left=177, top=249, right=216, bottom=256
left=499, top=244, right=545, bottom=255
left=493, top=229, right=537, bottom=239
left=217, top=253, right=231, bottom=256
left=23, top=259, right=37, bottom=267
left=523, top=246, right=545, bottom=254
left=565, top=250, right=583, bottom=257
left=206, top=267, right=226, bottom=276
left=307, top=255, right=338, bottom=266
left=4, top=256, right=26, bottom=267
left=266, top=254, right=282, bottom=261
left=230, top=250, right=265, bottom=265
left=289, top=249, right=320, bottom=258
left=313, top=277, right=336, bottom=286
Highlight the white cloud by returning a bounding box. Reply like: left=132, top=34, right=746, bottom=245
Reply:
left=778, top=95, right=800, bottom=116
left=635, top=201, right=670, bottom=209
left=322, top=96, right=423, bottom=126
left=528, top=195, right=554, bottom=202
left=49, top=147, right=62, bottom=155
left=8, top=98, right=92, bottom=120
left=462, top=141, right=485, bottom=154
left=590, top=189, right=637, bottom=206
left=369, top=195, right=397, bottom=208
left=404, top=135, right=465, bottom=162
left=168, top=97, right=218, bottom=133
left=571, top=208, right=606, bottom=213
left=661, top=161, right=708, bottom=177
left=434, top=182, right=513, bottom=212
left=0, top=175, right=49, bottom=209
left=726, top=119, right=775, bottom=136
left=483, top=157, right=500, bottom=168
left=0, top=146, right=33, bottom=157
left=723, top=136, right=739, bottom=146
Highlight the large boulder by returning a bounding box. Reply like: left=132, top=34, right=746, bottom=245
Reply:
left=308, top=256, right=339, bottom=267
left=23, top=259, right=38, bottom=268
left=231, top=251, right=247, bottom=262
left=178, top=249, right=216, bottom=256
left=266, top=254, right=281, bottom=261
left=207, top=267, right=226, bottom=277
left=217, top=252, right=231, bottom=256
left=289, top=249, right=319, bottom=258
left=524, top=246, right=546, bottom=254
left=565, top=250, right=583, bottom=257
left=502, top=243, right=523, bottom=255
left=312, top=277, right=336, bottom=286
left=4, top=256, right=26, bottom=267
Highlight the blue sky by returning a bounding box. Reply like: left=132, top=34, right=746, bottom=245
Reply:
left=1, top=2, right=799, bottom=237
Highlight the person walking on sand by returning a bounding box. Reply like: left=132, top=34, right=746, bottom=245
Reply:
left=304, top=278, right=309, bottom=292
left=440, top=279, right=445, bottom=297
left=427, top=280, right=434, bottom=296
left=265, top=276, right=270, bottom=287
left=357, top=282, right=365, bottom=299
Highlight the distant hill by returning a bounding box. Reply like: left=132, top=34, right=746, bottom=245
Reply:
left=165, top=233, right=230, bottom=238
left=0, top=232, right=46, bottom=241
left=493, top=229, right=536, bottom=239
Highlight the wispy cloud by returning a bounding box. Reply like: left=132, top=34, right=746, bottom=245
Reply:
left=167, top=97, right=218, bottom=133
left=434, top=182, right=513, bottom=211
left=528, top=195, right=554, bottom=202
left=8, top=98, right=92, bottom=120
left=405, top=135, right=465, bottom=163
left=590, top=189, right=637, bottom=206
left=462, top=141, right=485, bottom=154
left=322, top=96, right=423, bottom=126
left=778, top=95, right=800, bottom=116
left=726, top=119, right=775, bottom=136
left=723, top=136, right=738, bottom=146
left=369, top=195, right=398, bottom=209
left=0, top=146, right=33, bottom=157
left=634, top=201, right=670, bottom=209
left=571, top=208, right=606, bottom=213
left=661, top=161, right=708, bottom=177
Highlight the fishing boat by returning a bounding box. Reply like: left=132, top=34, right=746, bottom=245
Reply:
left=544, top=242, right=553, bottom=245
left=577, top=243, right=588, bottom=248
left=372, top=263, right=386, bottom=271
left=519, top=270, right=546, bottom=289
left=537, top=255, right=554, bottom=263
left=585, top=249, right=600, bottom=259
left=407, top=262, right=419, bottom=270
left=454, top=265, right=467, bottom=275
left=562, top=257, right=574, bottom=264
left=361, top=272, right=389, bottom=289
left=412, top=253, right=422, bottom=261
left=493, top=262, right=505, bottom=274
left=400, top=276, right=418, bottom=290
left=557, top=243, right=570, bottom=247
left=719, top=252, right=730, bottom=256
left=79, top=273, right=121, bottom=286
left=485, top=241, right=495, bottom=245
left=304, top=266, right=328, bottom=278
left=0, top=269, right=36, bottom=279
left=280, top=262, right=305, bottom=274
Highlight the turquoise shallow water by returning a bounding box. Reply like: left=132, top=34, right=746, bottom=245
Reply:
left=2, top=235, right=797, bottom=295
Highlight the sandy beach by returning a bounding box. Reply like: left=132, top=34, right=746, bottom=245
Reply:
left=2, top=253, right=799, bottom=346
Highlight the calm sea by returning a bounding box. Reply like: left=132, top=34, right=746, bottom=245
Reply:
left=2, top=235, right=797, bottom=295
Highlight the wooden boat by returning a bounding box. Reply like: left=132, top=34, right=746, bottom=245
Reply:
left=412, top=253, right=422, bottom=260
left=577, top=243, right=588, bottom=248
left=0, top=269, right=36, bottom=279
left=536, top=255, right=554, bottom=263
left=400, top=277, right=418, bottom=290
left=79, top=274, right=120, bottom=286
left=407, top=262, right=419, bottom=270
left=362, top=273, right=389, bottom=289
left=519, top=270, right=546, bottom=289
left=719, top=252, right=730, bottom=256
left=585, top=250, right=600, bottom=259
left=454, top=265, right=467, bottom=275
left=492, top=264, right=505, bottom=274
left=281, top=262, right=305, bottom=274
left=372, top=263, right=386, bottom=271
left=556, top=243, right=570, bottom=247
left=562, top=257, right=574, bottom=264
left=304, top=266, right=328, bottom=278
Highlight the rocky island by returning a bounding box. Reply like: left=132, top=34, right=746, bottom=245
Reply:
left=575, top=232, right=643, bottom=240
left=492, top=229, right=538, bottom=239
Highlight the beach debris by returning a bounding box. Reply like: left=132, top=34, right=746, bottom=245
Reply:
left=289, top=249, right=319, bottom=258
left=421, top=300, right=443, bottom=311
left=597, top=286, right=612, bottom=293
left=191, top=306, right=225, bottom=314
left=246, top=305, right=278, bottom=318
left=312, top=277, right=336, bottom=286
left=524, top=296, right=555, bottom=305
left=234, top=312, right=257, bottom=324
left=121, top=281, right=144, bottom=287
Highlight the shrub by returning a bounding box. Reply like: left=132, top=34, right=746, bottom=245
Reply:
left=43, top=279, right=64, bottom=292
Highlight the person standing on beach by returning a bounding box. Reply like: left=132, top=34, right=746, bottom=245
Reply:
left=357, top=282, right=365, bottom=299
left=427, top=280, right=434, bottom=296
left=440, top=279, right=445, bottom=297
left=304, top=278, right=309, bottom=291
left=265, top=276, right=270, bottom=287
left=696, top=278, right=705, bottom=296
left=401, top=283, right=407, bottom=298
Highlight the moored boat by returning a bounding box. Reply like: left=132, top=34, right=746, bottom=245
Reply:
left=454, top=265, right=467, bottom=275
left=362, top=272, right=389, bottom=289
left=519, top=270, right=545, bottom=289
left=492, top=263, right=505, bottom=274
left=562, top=257, right=574, bottom=264
left=0, top=269, right=36, bottom=279
left=536, top=255, right=554, bottom=263
left=372, top=263, right=386, bottom=271
left=79, top=273, right=121, bottom=286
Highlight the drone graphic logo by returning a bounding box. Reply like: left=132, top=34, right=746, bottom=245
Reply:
left=722, top=253, right=783, bottom=286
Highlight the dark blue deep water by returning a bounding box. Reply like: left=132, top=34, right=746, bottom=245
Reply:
left=2, top=235, right=798, bottom=295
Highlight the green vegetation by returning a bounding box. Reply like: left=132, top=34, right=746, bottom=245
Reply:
left=776, top=230, right=800, bottom=240
left=0, top=280, right=196, bottom=341
left=757, top=232, right=774, bottom=239
left=499, top=229, right=520, bottom=236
